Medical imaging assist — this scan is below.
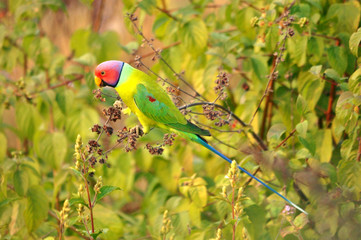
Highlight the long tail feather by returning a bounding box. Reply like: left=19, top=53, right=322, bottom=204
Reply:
left=195, top=136, right=308, bottom=215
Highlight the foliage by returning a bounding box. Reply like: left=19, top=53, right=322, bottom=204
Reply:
left=0, top=0, right=361, bottom=239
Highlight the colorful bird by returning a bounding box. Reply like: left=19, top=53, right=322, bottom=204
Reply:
left=94, top=60, right=307, bottom=215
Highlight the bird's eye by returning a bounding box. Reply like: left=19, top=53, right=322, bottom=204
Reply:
left=100, top=71, right=105, bottom=76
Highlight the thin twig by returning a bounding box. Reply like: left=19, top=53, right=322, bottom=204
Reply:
left=81, top=154, right=95, bottom=234
left=179, top=102, right=268, bottom=150
left=138, top=59, right=203, bottom=102
left=248, top=29, right=288, bottom=126
left=30, top=75, right=84, bottom=97
left=275, top=129, right=297, bottom=150
left=326, top=82, right=336, bottom=127
left=260, top=57, right=276, bottom=139
left=127, top=14, right=207, bottom=101
left=129, top=42, right=180, bottom=64
left=274, top=0, right=297, bottom=23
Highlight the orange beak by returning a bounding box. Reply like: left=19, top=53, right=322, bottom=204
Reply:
left=94, top=76, right=102, bottom=87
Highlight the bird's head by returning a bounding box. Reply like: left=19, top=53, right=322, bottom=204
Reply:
left=94, top=60, right=124, bottom=88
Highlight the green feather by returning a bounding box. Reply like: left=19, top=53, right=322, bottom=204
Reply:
left=133, top=84, right=210, bottom=136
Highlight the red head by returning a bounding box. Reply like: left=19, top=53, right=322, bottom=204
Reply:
left=94, top=60, right=124, bottom=87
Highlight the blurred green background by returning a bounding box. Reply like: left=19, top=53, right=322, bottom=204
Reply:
left=0, top=0, right=361, bottom=239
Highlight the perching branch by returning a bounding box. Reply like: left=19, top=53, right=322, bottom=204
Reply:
left=179, top=102, right=268, bottom=151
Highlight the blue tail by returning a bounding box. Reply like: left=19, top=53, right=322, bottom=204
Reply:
left=195, top=136, right=308, bottom=215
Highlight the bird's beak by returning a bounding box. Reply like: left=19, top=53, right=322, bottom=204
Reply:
left=94, top=76, right=103, bottom=87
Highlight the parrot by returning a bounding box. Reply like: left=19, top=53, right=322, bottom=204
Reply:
left=94, top=60, right=307, bottom=215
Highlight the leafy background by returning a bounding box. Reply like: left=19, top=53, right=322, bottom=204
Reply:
left=0, top=0, right=361, bottom=239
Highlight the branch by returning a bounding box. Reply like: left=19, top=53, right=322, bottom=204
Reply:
left=179, top=102, right=268, bottom=151
left=275, top=128, right=296, bottom=150
left=127, top=13, right=207, bottom=101
left=274, top=0, right=297, bottom=23
left=326, top=82, right=336, bottom=127
left=260, top=57, right=277, bottom=139
left=92, top=0, right=105, bottom=32
left=249, top=26, right=288, bottom=125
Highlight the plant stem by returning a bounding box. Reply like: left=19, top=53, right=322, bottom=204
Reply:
left=82, top=159, right=95, bottom=234
left=231, top=178, right=236, bottom=240
left=48, top=210, right=92, bottom=240
left=260, top=57, right=276, bottom=139
left=275, top=129, right=297, bottom=150
left=326, top=82, right=336, bottom=127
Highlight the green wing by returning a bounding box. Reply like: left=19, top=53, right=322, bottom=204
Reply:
left=133, top=84, right=210, bottom=136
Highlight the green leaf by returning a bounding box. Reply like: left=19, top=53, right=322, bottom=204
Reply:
left=189, top=185, right=207, bottom=208
left=294, top=213, right=309, bottom=229
left=73, top=53, right=96, bottom=66
left=0, top=198, right=21, bottom=209
left=244, top=205, right=267, bottom=240
left=70, top=29, right=91, bottom=57
left=119, top=41, right=139, bottom=54
left=180, top=18, right=208, bottom=54
left=34, top=131, right=67, bottom=169
left=267, top=123, right=287, bottom=141
left=152, top=14, right=172, bottom=39
left=324, top=68, right=340, bottom=82
left=13, top=168, right=29, bottom=196
left=349, top=28, right=361, bottom=57
left=0, top=132, right=7, bottom=163
left=287, top=35, right=308, bottom=66
left=65, top=107, right=99, bottom=139
left=96, top=186, right=121, bottom=202
left=298, top=135, right=316, bottom=156
left=327, top=46, right=347, bottom=75
left=15, top=102, right=40, bottom=139
left=69, top=167, right=83, bottom=179
left=296, top=121, right=308, bottom=138
left=348, top=68, right=361, bottom=95
left=296, top=94, right=309, bottom=116
left=307, top=37, right=324, bottom=64
left=55, top=89, right=75, bottom=115
left=0, top=24, right=6, bottom=48
left=90, top=229, right=104, bottom=239
left=320, top=129, right=332, bottom=163
left=189, top=202, right=201, bottom=228
left=24, top=185, right=49, bottom=232
left=309, top=65, right=322, bottom=76
left=327, top=1, right=361, bottom=34
left=265, top=25, right=279, bottom=51
left=338, top=160, right=361, bottom=192
left=281, top=226, right=296, bottom=238
left=69, top=197, right=88, bottom=208
left=297, top=71, right=325, bottom=110
left=93, top=204, right=123, bottom=239
left=138, top=0, right=156, bottom=14
left=250, top=56, right=268, bottom=82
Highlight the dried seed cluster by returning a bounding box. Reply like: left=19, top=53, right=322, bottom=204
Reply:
left=93, top=89, right=105, bottom=102
left=145, top=133, right=177, bottom=155
left=214, top=72, right=229, bottom=100
left=102, top=106, right=122, bottom=122
left=117, top=126, right=144, bottom=152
